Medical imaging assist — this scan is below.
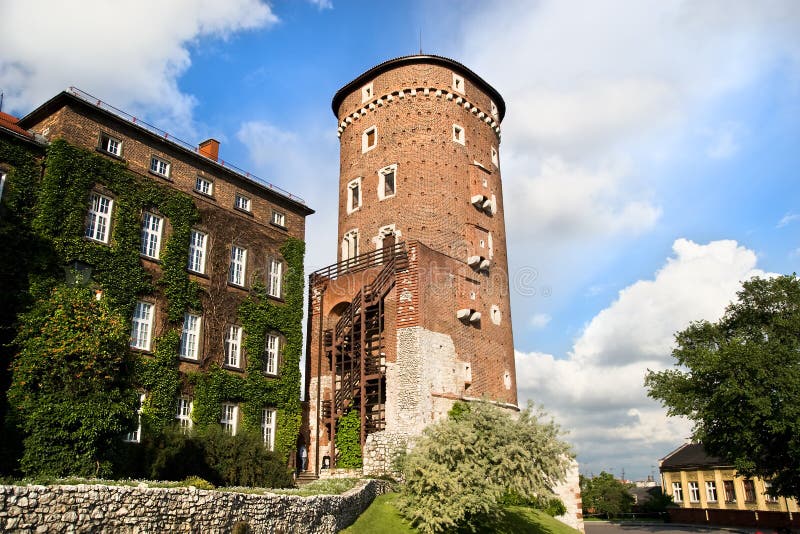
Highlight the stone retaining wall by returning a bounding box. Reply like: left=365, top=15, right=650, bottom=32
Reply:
left=0, top=479, right=391, bottom=533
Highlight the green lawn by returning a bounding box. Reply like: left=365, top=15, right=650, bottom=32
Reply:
left=342, top=493, right=581, bottom=534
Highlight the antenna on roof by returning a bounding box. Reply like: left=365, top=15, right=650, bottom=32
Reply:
left=419, top=29, right=423, bottom=54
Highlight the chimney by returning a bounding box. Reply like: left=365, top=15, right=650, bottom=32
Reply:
left=198, top=138, right=220, bottom=161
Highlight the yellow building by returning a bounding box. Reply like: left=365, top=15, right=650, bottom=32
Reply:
left=660, top=443, right=798, bottom=514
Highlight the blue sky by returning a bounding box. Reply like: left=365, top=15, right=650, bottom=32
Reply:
left=2, top=0, right=798, bottom=482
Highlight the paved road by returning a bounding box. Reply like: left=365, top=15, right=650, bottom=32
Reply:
left=585, top=522, right=760, bottom=534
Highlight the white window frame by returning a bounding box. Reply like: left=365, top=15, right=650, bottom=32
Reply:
left=452, top=73, right=465, bottom=94
left=706, top=481, right=718, bottom=502
left=176, top=397, right=193, bottom=430
left=268, top=258, right=283, bottom=298
left=85, top=192, right=113, bottom=243
left=225, top=325, right=243, bottom=368
left=100, top=133, right=122, bottom=156
left=228, top=245, right=247, bottom=287
left=491, top=146, right=499, bottom=167
left=140, top=212, right=163, bottom=259
left=149, top=155, right=170, bottom=177
left=362, top=126, right=377, bottom=153
left=188, top=229, right=207, bottom=274
left=342, top=229, right=359, bottom=262
left=361, top=82, right=374, bottom=103
left=264, top=333, right=279, bottom=375
left=688, top=481, right=700, bottom=503
left=221, top=402, right=238, bottom=435
left=130, top=301, right=154, bottom=351
left=124, top=393, right=146, bottom=443
left=672, top=482, right=683, bottom=502
left=347, top=177, right=362, bottom=214
left=262, top=407, right=276, bottom=450
left=271, top=210, right=286, bottom=227
left=378, top=164, right=397, bottom=200
left=195, top=176, right=213, bottom=196
left=235, top=193, right=251, bottom=212
left=452, top=124, right=465, bottom=145
left=179, top=313, right=201, bottom=360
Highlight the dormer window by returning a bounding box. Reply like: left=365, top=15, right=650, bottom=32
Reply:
left=99, top=133, right=122, bottom=157
left=452, top=73, right=465, bottom=94
left=362, top=126, right=377, bottom=153
left=453, top=124, right=465, bottom=145
left=362, top=82, right=374, bottom=102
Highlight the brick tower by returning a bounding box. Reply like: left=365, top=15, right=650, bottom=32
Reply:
left=304, top=55, right=517, bottom=475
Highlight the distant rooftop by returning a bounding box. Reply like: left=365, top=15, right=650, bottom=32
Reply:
left=20, top=87, right=308, bottom=208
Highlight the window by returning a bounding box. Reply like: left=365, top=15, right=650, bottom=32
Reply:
left=482, top=177, right=488, bottom=188
left=743, top=479, right=756, bottom=502
left=723, top=480, right=736, bottom=502
left=342, top=229, right=359, bottom=262
left=764, top=481, right=779, bottom=503
left=235, top=193, right=251, bottom=212
left=124, top=393, right=146, bottom=443
left=176, top=397, right=193, bottom=430
left=149, top=156, right=170, bottom=177
left=362, top=126, right=377, bottom=153
left=188, top=230, right=207, bottom=274
left=491, top=146, right=499, bottom=167
left=0, top=172, right=6, bottom=202
left=264, top=333, right=279, bottom=375
left=262, top=408, right=276, bottom=450
left=490, top=100, right=498, bottom=118
left=220, top=403, right=238, bottom=435
left=361, top=82, right=374, bottom=102
left=195, top=176, right=213, bottom=196
left=688, top=481, right=700, bottom=503
left=271, top=210, right=286, bottom=227
left=268, top=258, right=283, bottom=298
left=99, top=133, right=122, bottom=156
left=179, top=313, right=201, bottom=360
left=452, top=124, right=465, bottom=145
left=672, top=482, right=683, bottom=503
left=379, top=165, right=396, bottom=200
left=452, top=73, right=465, bottom=93
left=706, top=481, right=718, bottom=502
left=224, top=325, right=243, bottom=368
left=140, top=212, right=163, bottom=259
left=228, top=245, right=247, bottom=287
left=347, top=178, right=361, bottom=213
left=85, top=192, right=113, bottom=243
left=130, top=301, right=154, bottom=351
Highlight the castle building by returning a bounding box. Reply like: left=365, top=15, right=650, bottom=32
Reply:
left=304, top=55, right=518, bottom=475
left=0, top=88, right=312, bottom=460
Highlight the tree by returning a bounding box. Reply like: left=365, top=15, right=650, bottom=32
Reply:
left=646, top=274, right=800, bottom=499
left=7, top=284, right=137, bottom=477
left=397, top=401, right=573, bottom=533
left=580, top=472, right=634, bottom=518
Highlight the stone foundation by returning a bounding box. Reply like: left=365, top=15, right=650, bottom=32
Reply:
left=362, top=432, right=409, bottom=477
left=0, top=479, right=391, bottom=533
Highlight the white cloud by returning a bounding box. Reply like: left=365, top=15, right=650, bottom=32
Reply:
left=515, top=239, right=773, bottom=478
left=529, top=313, right=552, bottom=329
left=0, top=0, right=278, bottom=133
left=308, top=0, right=333, bottom=9
left=705, top=122, right=744, bottom=159
left=777, top=212, right=800, bottom=228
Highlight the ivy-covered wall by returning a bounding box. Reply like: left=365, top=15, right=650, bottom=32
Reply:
left=1, top=136, right=306, bottom=472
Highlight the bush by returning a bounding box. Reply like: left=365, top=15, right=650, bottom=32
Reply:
left=335, top=409, right=362, bottom=468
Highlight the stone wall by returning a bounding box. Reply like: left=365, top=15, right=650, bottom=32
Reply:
left=552, top=460, right=585, bottom=533
left=0, top=479, right=391, bottom=533
left=362, top=432, right=409, bottom=477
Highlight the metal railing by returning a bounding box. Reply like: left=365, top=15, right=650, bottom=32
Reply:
left=67, top=87, right=306, bottom=205
left=311, top=242, right=406, bottom=282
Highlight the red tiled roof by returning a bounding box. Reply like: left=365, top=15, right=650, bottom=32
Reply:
left=0, top=111, right=34, bottom=139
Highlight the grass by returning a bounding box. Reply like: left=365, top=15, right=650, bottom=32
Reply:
left=342, top=493, right=581, bottom=534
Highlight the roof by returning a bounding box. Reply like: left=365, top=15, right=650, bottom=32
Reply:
left=659, top=443, right=731, bottom=470
left=18, top=89, right=313, bottom=215
left=0, top=111, right=36, bottom=140
left=331, top=54, right=506, bottom=121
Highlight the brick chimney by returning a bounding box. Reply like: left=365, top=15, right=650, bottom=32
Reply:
left=198, top=138, right=220, bottom=161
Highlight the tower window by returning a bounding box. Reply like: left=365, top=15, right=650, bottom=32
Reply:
left=491, top=146, right=499, bottom=167
left=378, top=164, right=397, bottom=200
left=362, top=82, right=374, bottom=102
left=452, top=73, right=465, bottom=94
left=490, top=100, right=498, bottom=118
left=347, top=178, right=362, bottom=213
left=362, top=126, right=377, bottom=153
left=453, top=124, right=465, bottom=145
left=342, top=229, right=359, bottom=261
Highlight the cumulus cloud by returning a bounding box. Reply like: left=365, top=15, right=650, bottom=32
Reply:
left=515, top=239, right=773, bottom=477
left=0, top=0, right=278, bottom=133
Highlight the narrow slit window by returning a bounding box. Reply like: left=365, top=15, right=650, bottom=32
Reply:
left=452, top=124, right=465, bottom=145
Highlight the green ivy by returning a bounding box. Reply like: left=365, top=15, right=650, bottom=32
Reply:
left=190, top=238, right=305, bottom=460
left=335, top=409, right=363, bottom=468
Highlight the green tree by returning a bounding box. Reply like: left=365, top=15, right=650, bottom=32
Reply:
left=645, top=274, right=800, bottom=500
left=580, top=472, right=634, bottom=518
left=7, top=284, right=137, bottom=477
left=398, top=401, right=573, bottom=533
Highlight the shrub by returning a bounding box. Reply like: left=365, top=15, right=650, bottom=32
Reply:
left=335, top=409, right=362, bottom=468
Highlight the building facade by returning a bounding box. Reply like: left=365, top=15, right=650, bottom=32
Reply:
left=304, top=55, right=518, bottom=476
left=0, top=88, right=312, bottom=461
